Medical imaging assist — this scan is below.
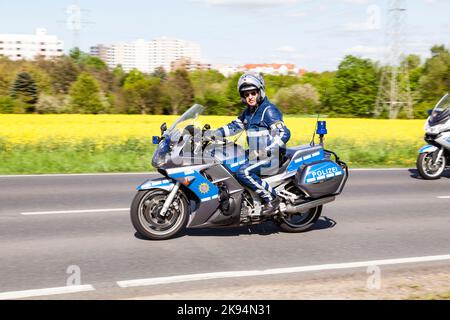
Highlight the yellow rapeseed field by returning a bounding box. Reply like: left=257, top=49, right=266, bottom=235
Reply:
left=0, top=114, right=425, bottom=150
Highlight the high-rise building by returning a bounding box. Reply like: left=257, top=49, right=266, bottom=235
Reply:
left=90, top=37, right=202, bottom=73
left=0, top=29, right=64, bottom=61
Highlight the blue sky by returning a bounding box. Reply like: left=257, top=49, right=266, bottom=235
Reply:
left=0, top=0, right=449, bottom=71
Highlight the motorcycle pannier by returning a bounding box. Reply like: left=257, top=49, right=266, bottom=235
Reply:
left=295, top=160, right=346, bottom=199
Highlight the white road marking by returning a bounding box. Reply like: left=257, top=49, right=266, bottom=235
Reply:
left=21, top=208, right=129, bottom=216
left=116, top=254, right=450, bottom=288
left=3, top=254, right=449, bottom=298
left=0, top=285, right=95, bottom=300
left=437, top=196, right=450, bottom=199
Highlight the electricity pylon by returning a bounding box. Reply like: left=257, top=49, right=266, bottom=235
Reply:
left=375, top=0, right=413, bottom=119
left=65, top=1, right=93, bottom=50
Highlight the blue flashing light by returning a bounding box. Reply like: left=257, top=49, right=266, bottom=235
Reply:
left=317, top=121, right=328, bottom=135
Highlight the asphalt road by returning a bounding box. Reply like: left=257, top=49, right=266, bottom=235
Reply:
left=0, top=169, right=449, bottom=299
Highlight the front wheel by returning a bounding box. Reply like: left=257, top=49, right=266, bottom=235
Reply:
left=278, top=206, right=323, bottom=233
left=130, top=189, right=189, bottom=240
left=417, top=152, right=446, bottom=180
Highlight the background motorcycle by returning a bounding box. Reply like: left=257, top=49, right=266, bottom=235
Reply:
left=417, top=94, right=450, bottom=180
left=131, top=104, right=348, bottom=240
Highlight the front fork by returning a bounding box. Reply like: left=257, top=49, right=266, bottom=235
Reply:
left=159, top=181, right=181, bottom=217
left=432, top=148, right=445, bottom=165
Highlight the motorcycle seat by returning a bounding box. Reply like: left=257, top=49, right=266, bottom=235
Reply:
left=285, top=144, right=318, bottom=157
left=260, top=145, right=324, bottom=177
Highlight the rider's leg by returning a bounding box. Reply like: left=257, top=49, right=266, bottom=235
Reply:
left=236, top=160, right=280, bottom=215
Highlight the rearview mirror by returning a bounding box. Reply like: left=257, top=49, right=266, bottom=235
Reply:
left=161, top=123, right=167, bottom=135
left=427, top=109, right=433, bottom=116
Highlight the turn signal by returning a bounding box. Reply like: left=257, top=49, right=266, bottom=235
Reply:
left=180, top=177, right=195, bottom=186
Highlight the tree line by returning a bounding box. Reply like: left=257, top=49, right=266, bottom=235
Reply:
left=0, top=45, right=449, bottom=118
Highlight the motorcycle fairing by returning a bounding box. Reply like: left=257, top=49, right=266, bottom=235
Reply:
left=137, top=178, right=176, bottom=192
left=187, top=164, right=243, bottom=229
left=419, top=145, right=439, bottom=154
left=435, top=131, right=450, bottom=150
left=170, top=171, right=220, bottom=203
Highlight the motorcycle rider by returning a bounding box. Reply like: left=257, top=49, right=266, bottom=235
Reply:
left=207, top=72, right=291, bottom=216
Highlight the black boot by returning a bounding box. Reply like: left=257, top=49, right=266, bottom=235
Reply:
left=262, top=197, right=281, bottom=217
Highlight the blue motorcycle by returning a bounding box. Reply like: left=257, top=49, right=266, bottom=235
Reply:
left=131, top=105, right=348, bottom=240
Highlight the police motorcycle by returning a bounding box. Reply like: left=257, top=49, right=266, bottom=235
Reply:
left=131, top=104, right=349, bottom=240
left=417, top=94, right=450, bottom=180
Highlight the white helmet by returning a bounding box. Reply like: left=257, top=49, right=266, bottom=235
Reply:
left=237, top=72, right=266, bottom=104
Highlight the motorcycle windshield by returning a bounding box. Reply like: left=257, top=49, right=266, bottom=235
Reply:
left=167, top=104, right=205, bottom=136
left=152, top=104, right=205, bottom=167
left=430, top=94, right=450, bottom=126
left=434, top=94, right=450, bottom=112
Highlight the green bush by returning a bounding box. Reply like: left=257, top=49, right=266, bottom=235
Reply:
left=0, top=96, right=16, bottom=113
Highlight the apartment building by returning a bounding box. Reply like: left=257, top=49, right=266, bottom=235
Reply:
left=0, top=29, right=64, bottom=61
left=91, top=37, right=202, bottom=73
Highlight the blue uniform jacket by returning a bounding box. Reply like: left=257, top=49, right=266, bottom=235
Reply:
left=217, top=98, right=291, bottom=154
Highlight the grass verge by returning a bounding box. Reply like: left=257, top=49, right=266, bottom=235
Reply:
left=0, top=138, right=421, bottom=174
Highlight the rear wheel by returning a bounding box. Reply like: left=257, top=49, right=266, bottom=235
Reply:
left=130, top=190, right=189, bottom=240
left=417, top=152, right=446, bottom=180
left=278, top=206, right=323, bottom=233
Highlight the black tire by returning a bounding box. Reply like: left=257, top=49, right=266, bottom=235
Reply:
left=278, top=206, right=323, bottom=233
left=416, top=153, right=446, bottom=180
left=130, top=189, right=189, bottom=240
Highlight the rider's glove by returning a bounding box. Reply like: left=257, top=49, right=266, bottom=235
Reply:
left=204, top=129, right=224, bottom=142
left=203, top=129, right=217, bottom=141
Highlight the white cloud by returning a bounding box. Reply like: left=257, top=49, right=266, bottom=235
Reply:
left=342, top=0, right=370, bottom=4
left=192, top=0, right=298, bottom=9
left=408, top=41, right=434, bottom=49
left=287, top=11, right=307, bottom=18
left=344, top=45, right=387, bottom=54
left=291, top=53, right=306, bottom=59
left=276, top=45, right=296, bottom=53
left=344, top=22, right=378, bottom=31
left=344, top=4, right=382, bottom=31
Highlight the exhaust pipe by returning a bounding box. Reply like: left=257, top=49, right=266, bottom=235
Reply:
left=284, top=196, right=336, bottom=214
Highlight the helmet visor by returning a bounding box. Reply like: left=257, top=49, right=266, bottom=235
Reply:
left=239, top=85, right=259, bottom=96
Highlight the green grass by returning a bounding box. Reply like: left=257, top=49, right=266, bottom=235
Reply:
left=0, top=138, right=421, bottom=174
left=325, top=139, right=420, bottom=168
left=0, top=139, right=157, bottom=174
